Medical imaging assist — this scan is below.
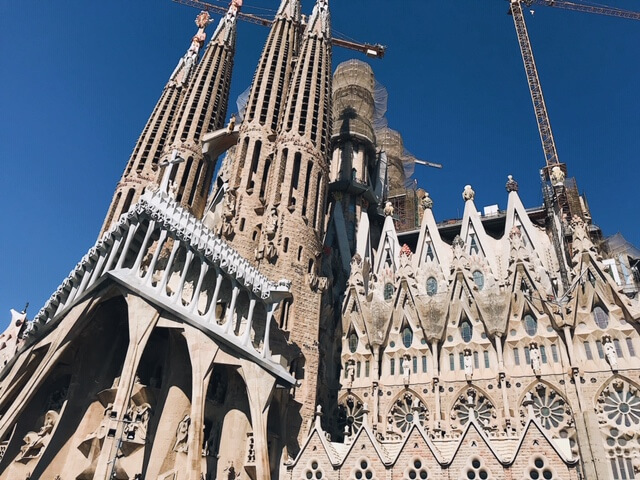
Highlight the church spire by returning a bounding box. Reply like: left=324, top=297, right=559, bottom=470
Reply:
left=214, top=0, right=301, bottom=261
left=99, top=11, right=212, bottom=236
left=158, top=1, right=240, bottom=218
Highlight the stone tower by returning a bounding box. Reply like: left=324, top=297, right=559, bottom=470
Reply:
left=100, top=4, right=238, bottom=236
left=219, top=0, right=301, bottom=259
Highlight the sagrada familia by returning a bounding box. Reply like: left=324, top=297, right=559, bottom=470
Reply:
left=1, top=1, right=639, bottom=479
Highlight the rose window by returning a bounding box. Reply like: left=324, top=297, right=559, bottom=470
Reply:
left=452, top=392, right=496, bottom=431
left=601, top=384, right=640, bottom=428
left=390, top=393, right=427, bottom=433
left=338, top=395, right=365, bottom=436
left=531, top=387, right=569, bottom=431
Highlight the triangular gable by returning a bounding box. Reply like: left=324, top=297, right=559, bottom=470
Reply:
left=339, top=424, right=390, bottom=467
left=510, top=418, right=578, bottom=466
left=446, top=418, right=504, bottom=466
left=459, top=200, right=498, bottom=274
left=356, top=211, right=373, bottom=266
left=388, top=422, right=444, bottom=467
left=289, top=418, right=341, bottom=468
left=504, top=190, right=547, bottom=265
left=414, top=208, right=450, bottom=272
left=374, top=215, right=401, bottom=276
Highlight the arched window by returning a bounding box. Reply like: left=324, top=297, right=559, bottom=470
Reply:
left=402, top=326, right=413, bottom=348
left=524, top=314, right=538, bottom=336
left=348, top=332, right=358, bottom=353
left=593, top=306, right=609, bottom=329
left=426, top=277, right=438, bottom=296
left=384, top=283, right=394, bottom=301
left=472, top=270, right=484, bottom=290
left=460, top=320, right=473, bottom=343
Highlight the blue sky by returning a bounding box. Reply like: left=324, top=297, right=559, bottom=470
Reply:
left=1, top=0, right=638, bottom=327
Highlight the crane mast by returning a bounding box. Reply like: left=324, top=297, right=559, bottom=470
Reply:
left=509, top=0, right=560, bottom=169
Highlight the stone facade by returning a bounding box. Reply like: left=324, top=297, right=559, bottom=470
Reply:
left=1, top=1, right=639, bottom=479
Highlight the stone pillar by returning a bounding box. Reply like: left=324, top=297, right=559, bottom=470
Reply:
left=574, top=410, right=609, bottom=480
left=92, top=294, right=159, bottom=479
left=184, top=328, right=220, bottom=480
left=239, top=360, right=276, bottom=480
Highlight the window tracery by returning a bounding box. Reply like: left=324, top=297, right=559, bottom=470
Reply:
left=521, top=384, right=576, bottom=454
left=404, top=458, right=429, bottom=479
left=388, top=392, right=428, bottom=434
left=384, top=282, right=395, bottom=301
left=338, top=394, right=365, bottom=436
left=303, top=460, right=325, bottom=480
left=593, top=305, right=610, bottom=329
left=426, top=277, right=438, bottom=296
left=460, top=320, right=473, bottom=343
left=523, top=457, right=558, bottom=480
left=597, top=379, right=640, bottom=479
left=460, top=457, right=494, bottom=480
left=450, top=389, right=497, bottom=432
left=350, top=458, right=376, bottom=480
left=472, top=270, right=484, bottom=290
left=524, top=314, right=537, bottom=336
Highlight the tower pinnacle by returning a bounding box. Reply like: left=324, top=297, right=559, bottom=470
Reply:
left=100, top=12, right=214, bottom=236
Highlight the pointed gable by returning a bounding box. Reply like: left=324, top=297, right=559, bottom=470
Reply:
left=374, top=214, right=401, bottom=276
left=415, top=206, right=450, bottom=272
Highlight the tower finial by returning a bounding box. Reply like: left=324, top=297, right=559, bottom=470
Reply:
left=169, top=11, right=211, bottom=87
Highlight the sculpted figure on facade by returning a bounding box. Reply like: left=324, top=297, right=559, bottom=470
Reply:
left=18, top=411, right=58, bottom=461
left=603, top=335, right=618, bottom=370
left=402, top=355, right=411, bottom=386
left=529, top=342, right=541, bottom=375
left=464, top=348, right=473, bottom=381
left=462, top=184, right=475, bottom=201
left=550, top=165, right=565, bottom=186
left=219, top=188, right=236, bottom=238
left=346, top=360, right=355, bottom=389
left=173, top=414, right=191, bottom=453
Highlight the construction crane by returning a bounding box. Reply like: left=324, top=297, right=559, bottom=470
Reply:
left=172, top=0, right=386, bottom=58
left=507, top=0, right=640, bottom=287
left=523, top=0, right=640, bottom=21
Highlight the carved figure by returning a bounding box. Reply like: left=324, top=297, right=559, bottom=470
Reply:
left=420, top=191, right=433, bottom=210
left=464, top=349, right=473, bottom=381
left=346, top=361, right=355, bottom=389
left=603, top=336, right=618, bottom=370
left=402, top=355, right=411, bottom=386
left=530, top=343, right=541, bottom=375
left=173, top=414, right=191, bottom=453
left=384, top=201, right=394, bottom=217
left=19, top=411, right=58, bottom=460
left=462, top=184, right=475, bottom=201
left=550, top=166, right=565, bottom=186
left=226, top=114, right=236, bottom=134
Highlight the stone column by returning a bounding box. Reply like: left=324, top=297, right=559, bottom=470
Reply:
left=184, top=328, right=220, bottom=480
left=92, top=294, right=159, bottom=479
left=239, top=360, right=277, bottom=480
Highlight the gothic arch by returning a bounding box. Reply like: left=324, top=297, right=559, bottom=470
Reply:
left=385, top=389, right=428, bottom=435
left=517, top=380, right=576, bottom=454
left=337, top=392, right=367, bottom=437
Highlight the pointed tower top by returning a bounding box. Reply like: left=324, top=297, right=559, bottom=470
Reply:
left=276, top=0, right=301, bottom=19
left=209, top=0, right=241, bottom=44
left=307, top=0, right=331, bottom=36
left=169, top=11, right=212, bottom=87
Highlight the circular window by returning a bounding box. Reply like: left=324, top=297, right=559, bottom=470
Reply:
left=592, top=306, right=609, bottom=329
left=524, top=314, right=538, bottom=336
left=384, top=283, right=394, bottom=300
left=426, top=277, right=438, bottom=296
left=472, top=270, right=484, bottom=290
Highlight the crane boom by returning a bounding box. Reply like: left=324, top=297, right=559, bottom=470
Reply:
left=509, top=0, right=559, bottom=167
left=526, top=0, right=640, bottom=21
left=172, top=0, right=386, bottom=58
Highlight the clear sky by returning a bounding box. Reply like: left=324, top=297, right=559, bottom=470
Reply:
left=1, top=0, right=638, bottom=327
